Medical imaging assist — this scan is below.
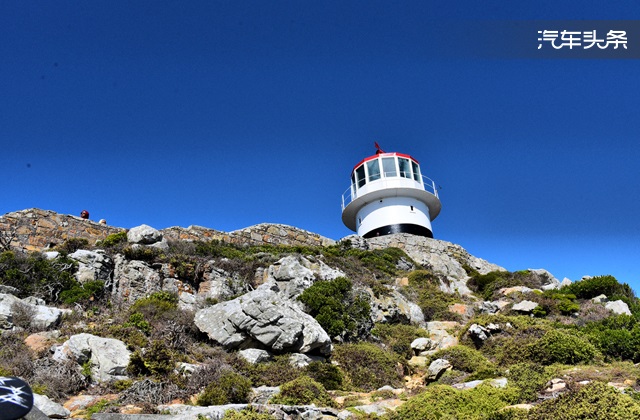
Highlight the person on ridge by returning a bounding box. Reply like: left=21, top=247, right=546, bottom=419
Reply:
left=80, top=210, right=90, bottom=219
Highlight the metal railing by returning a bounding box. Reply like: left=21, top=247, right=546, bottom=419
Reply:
left=341, top=175, right=439, bottom=210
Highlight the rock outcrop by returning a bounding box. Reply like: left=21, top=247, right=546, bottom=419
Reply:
left=194, top=282, right=332, bottom=355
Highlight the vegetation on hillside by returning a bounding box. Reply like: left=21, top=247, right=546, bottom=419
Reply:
left=1, top=234, right=640, bottom=418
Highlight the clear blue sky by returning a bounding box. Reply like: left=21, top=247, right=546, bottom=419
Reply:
left=2, top=2, right=640, bottom=291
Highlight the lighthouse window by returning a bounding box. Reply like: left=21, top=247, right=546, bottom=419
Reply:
left=382, top=157, right=396, bottom=177
left=356, top=165, right=366, bottom=188
left=398, top=158, right=411, bottom=178
left=367, top=159, right=381, bottom=182
left=412, top=161, right=421, bottom=181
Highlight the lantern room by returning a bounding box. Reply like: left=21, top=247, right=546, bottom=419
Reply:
left=341, top=146, right=441, bottom=238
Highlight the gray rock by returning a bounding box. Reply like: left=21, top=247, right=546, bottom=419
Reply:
left=0, top=285, right=19, bottom=295
left=427, top=358, right=452, bottom=380
left=69, top=249, right=113, bottom=284
left=452, top=379, right=484, bottom=390
left=528, top=269, right=560, bottom=291
left=33, top=393, right=70, bottom=418
left=468, top=324, right=490, bottom=341
left=194, top=282, right=332, bottom=355
left=349, top=234, right=506, bottom=296
left=127, top=224, right=162, bottom=245
left=592, top=294, right=608, bottom=304
left=369, top=288, right=425, bottom=326
left=24, top=405, right=51, bottom=420
left=43, top=251, right=60, bottom=260
left=0, top=293, right=65, bottom=330
left=239, top=348, right=272, bottom=364
left=477, top=301, right=500, bottom=314
left=52, top=333, right=131, bottom=382
left=148, top=237, right=169, bottom=251
left=197, top=264, right=247, bottom=302
left=560, top=278, right=573, bottom=287
left=512, top=300, right=539, bottom=313
left=266, top=255, right=345, bottom=300
left=606, top=300, right=631, bottom=315
left=250, top=386, right=280, bottom=404
left=411, top=337, right=436, bottom=353
left=111, top=254, right=162, bottom=306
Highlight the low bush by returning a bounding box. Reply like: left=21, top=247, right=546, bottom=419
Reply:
left=99, top=231, right=128, bottom=248
left=222, top=407, right=277, bottom=420
left=561, top=275, right=635, bottom=301
left=127, top=340, right=175, bottom=377
left=60, top=280, right=105, bottom=305
left=389, top=383, right=518, bottom=420
left=303, top=361, right=344, bottom=390
left=583, top=315, right=640, bottom=362
left=233, top=355, right=302, bottom=387
left=333, top=342, right=403, bottom=391
left=403, top=271, right=463, bottom=322
left=528, top=329, right=599, bottom=365
left=270, top=376, right=335, bottom=407
left=298, top=277, right=371, bottom=340
left=506, top=362, right=557, bottom=403
left=529, top=381, right=640, bottom=419
left=197, top=371, right=252, bottom=406
left=429, top=345, right=498, bottom=380
left=371, top=323, right=428, bottom=360
left=55, top=238, right=89, bottom=254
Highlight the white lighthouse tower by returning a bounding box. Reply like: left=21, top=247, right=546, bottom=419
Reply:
left=341, top=144, right=441, bottom=238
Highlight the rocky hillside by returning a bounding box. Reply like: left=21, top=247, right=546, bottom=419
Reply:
left=2, top=209, right=640, bottom=420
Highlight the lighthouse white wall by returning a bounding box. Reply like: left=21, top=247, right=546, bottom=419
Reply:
left=356, top=197, right=432, bottom=237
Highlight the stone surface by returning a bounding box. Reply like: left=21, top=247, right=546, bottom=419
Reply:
left=361, top=233, right=505, bottom=296
left=411, top=337, right=436, bottom=354
left=69, top=249, right=113, bottom=284
left=468, top=324, right=490, bottom=342
left=239, top=348, right=272, bottom=364
left=266, top=255, right=345, bottom=300
left=427, top=358, right=452, bottom=380
left=0, top=293, right=66, bottom=330
left=512, top=300, right=539, bottom=313
left=34, top=393, right=71, bottom=419
left=197, top=263, right=247, bottom=302
left=24, top=330, right=61, bottom=355
left=592, top=294, right=608, bottom=304
left=53, top=333, right=131, bottom=382
left=0, top=208, right=123, bottom=252
left=500, top=286, right=533, bottom=295
left=111, top=254, right=162, bottom=306
left=194, top=281, right=332, bottom=355
left=127, top=224, right=162, bottom=245
left=606, top=300, right=631, bottom=315
left=369, top=288, right=425, bottom=326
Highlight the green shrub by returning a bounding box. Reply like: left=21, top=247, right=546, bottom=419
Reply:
left=529, top=381, right=640, bottom=419
left=298, top=277, right=370, bottom=340
left=270, top=376, right=335, bottom=407
left=124, top=312, right=152, bottom=334
left=371, top=323, right=428, bottom=360
left=403, top=271, right=463, bottom=322
left=0, top=251, right=78, bottom=302
left=127, top=340, right=175, bottom=377
left=123, top=245, right=159, bottom=262
left=303, top=361, right=344, bottom=390
left=389, top=383, right=518, bottom=420
left=584, top=315, right=640, bottom=362
left=429, top=345, right=498, bottom=380
left=197, top=371, right=252, bottom=406
left=234, top=355, right=301, bottom=387
left=561, top=275, right=635, bottom=301
left=130, top=291, right=178, bottom=316
left=506, top=362, right=557, bottom=403
left=528, top=329, right=598, bottom=365
left=55, top=238, right=89, bottom=254
left=100, top=231, right=128, bottom=248
left=59, top=280, right=105, bottom=305
left=333, top=342, right=403, bottom=391
left=222, top=407, right=277, bottom=420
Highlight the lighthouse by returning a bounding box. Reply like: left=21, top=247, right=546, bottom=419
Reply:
left=341, top=144, right=441, bottom=238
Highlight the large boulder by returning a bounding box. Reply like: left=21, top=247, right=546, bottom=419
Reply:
left=127, top=224, right=162, bottom=245
left=266, top=255, right=345, bottom=300
left=111, top=254, right=162, bottom=306
left=194, top=282, right=332, bottom=355
left=33, top=394, right=70, bottom=419
left=69, top=250, right=113, bottom=284
left=0, top=293, right=66, bottom=330
left=197, top=263, right=248, bottom=302
left=368, top=288, right=425, bottom=326
left=349, top=234, right=505, bottom=296
left=52, top=333, right=131, bottom=382
left=606, top=300, right=632, bottom=315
